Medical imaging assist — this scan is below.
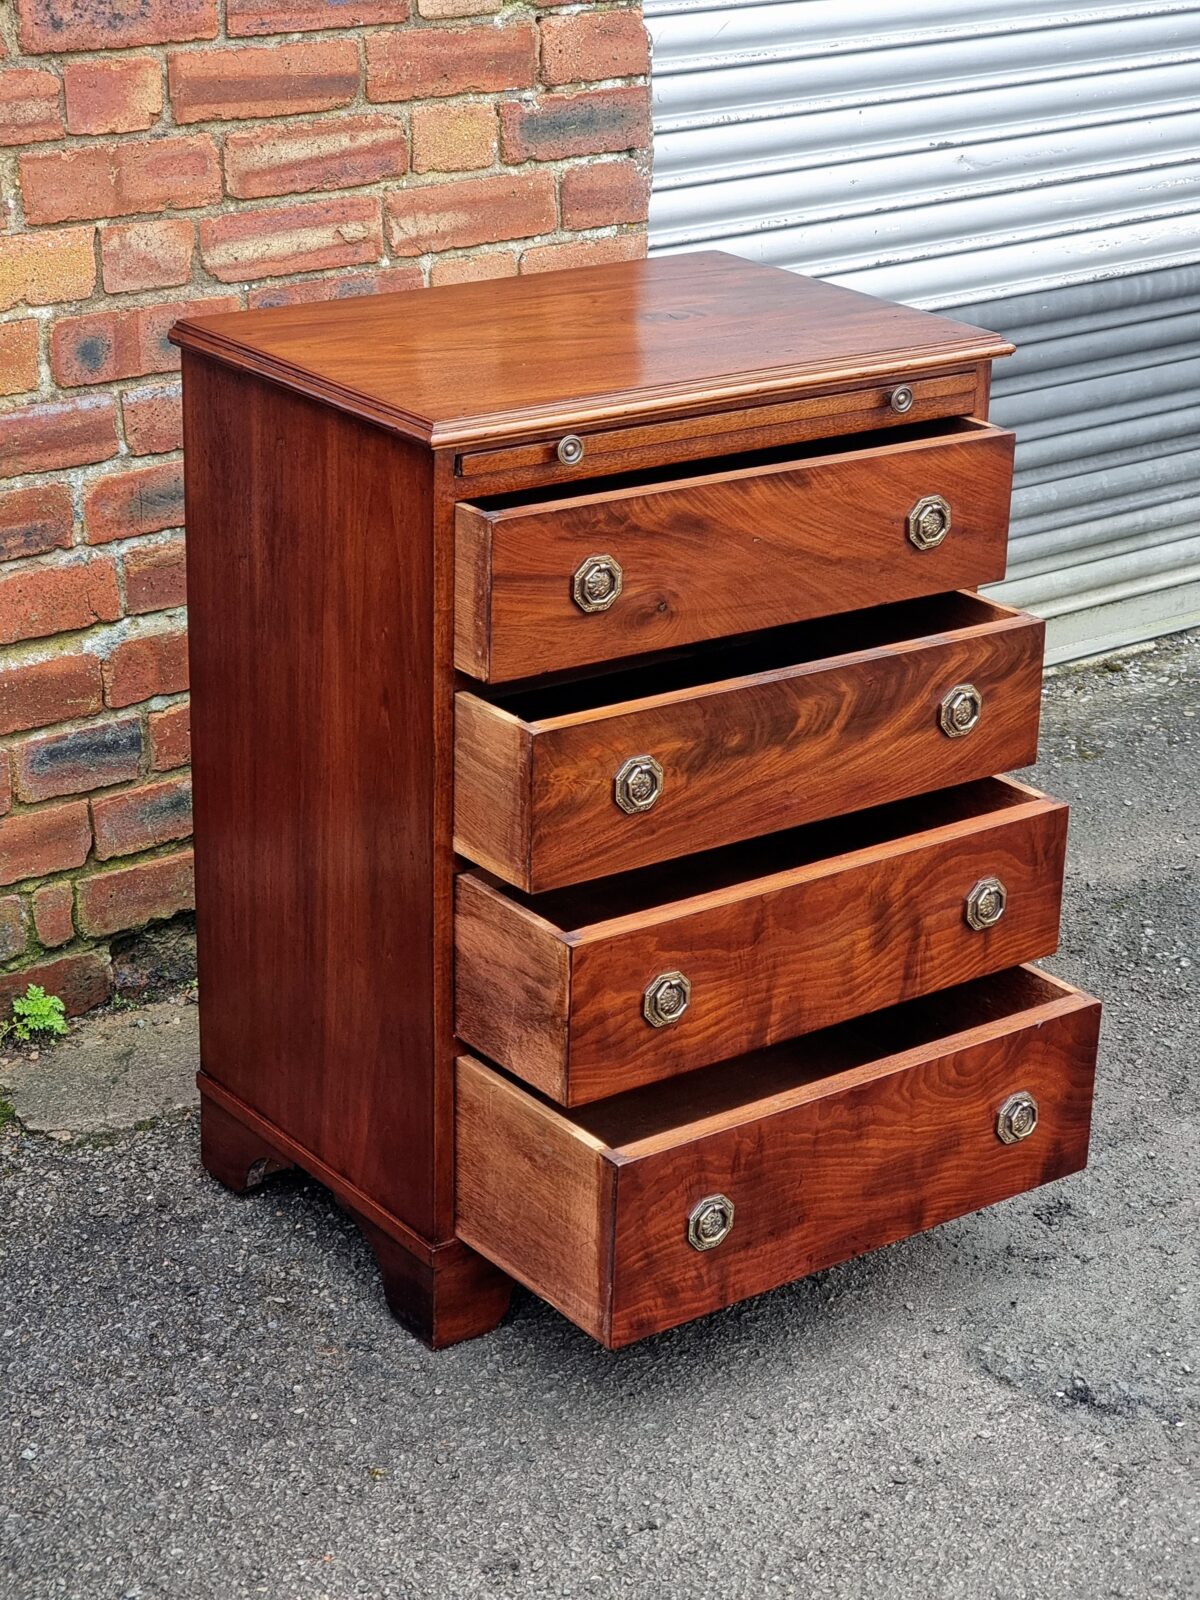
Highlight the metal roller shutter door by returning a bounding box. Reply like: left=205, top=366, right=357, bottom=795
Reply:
left=645, top=1, right=1200, bottom=661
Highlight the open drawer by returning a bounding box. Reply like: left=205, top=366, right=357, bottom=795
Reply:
left=455, top=777, right=1069, bottom=1104
left=456, top=967, right=1101, bottom=1347
left=456, top=419, right=1015, bottom=681
left=454, top=591, right=1045, bottom=892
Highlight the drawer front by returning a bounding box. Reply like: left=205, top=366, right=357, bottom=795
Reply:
left=456, top=422, right=1014, bottom=682
left=456, top=969, right=1101, bottom=1347
left=454, top=595, right=1045, bottom=892
left=454, top=369, right=983, bottom=485
left=455, top=780, right=1068, bottom=1105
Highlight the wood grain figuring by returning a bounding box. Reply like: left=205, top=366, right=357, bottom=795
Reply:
left=170, top=252, right=1011, bottom=449
left=455, top=968, right=1102, bottom=1347
left=184, top=355, right=445, bottom=1238
left=454, top=593, right=1046, bottom=891
left=455, top=778, right=1068, bottom=1104
left=456, top=420, right=1016, bottom=680
left=453, top=370, right=982, bottom=491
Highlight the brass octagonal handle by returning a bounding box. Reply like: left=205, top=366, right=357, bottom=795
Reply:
left=614, top=754, right=663, bottom=815
left=965, top=876, right=1007, bottom=930
left=938, top=683, right=983, bottom=738
left=687, top=1194, right=735, bottom=1252
left=996, top=1091, right=1039, bottom=1145
left=643, top=970, right=691, bottom=1027
left=572, top=553, right=623, bottom=613
left=908, top=494, right=952, bottom=551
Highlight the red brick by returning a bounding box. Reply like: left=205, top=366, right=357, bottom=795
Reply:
left=411, top=101, right=496, bottom=174
left=0, top=321, right=39, bottom=398
left=19, top=135, right=220, bottom=227
left=121, top=382, right=182, bottom=455
left=200, top=197, right=382, bottom=284
left=91, top=775, right=192, bottom=860
left=366, top=24, right=535, bottom=100
left=500, top=85, right=651, bottom=163
left=63, top=56, right=162, bottom=135
left=245, top=265, right=422, bottom=309
left=124, top=538, right=187, bottom=614
left=0, top=654, right=103, bottom=736
left=0, top=485, right=74, bottom=563
left=0, top=949, right=112, bottom=1018
left=18, top=0, right=217, bottom=53
left=225, top=114, right=407, bottom=201
left=228, top=0, right=409, bottom=34
left=0, top=894, right=28, bottom=961
left=429, top=250, right=517, bottom=286
left=169, top=40, right=358, bottom=123
left=418, top=0, right=500, bottom=16
left=83, top=462, right=185, bottom=546
left=386, top=171, right=555, bottom=257
left=102, top=630, right=188, bottom=708
left=32, top=880, right=74, bottom=948
left=0, top=557, right=121, bottom=647
left=75, top=848, right=194, bottom=938
left=0, top=67, right=63, bottom=146
left=0, top=396, right=117, bottom=476
left=540, top=12, right=650, bottom=85
left=0, top=227, right=96, bottom=314
left=50, top=295, right=238, bottom=389
left=101, top=220, right=194, bottom=295
left=0, top=801, right=91, bottom=887
left=521, top=232, right=643, bottom=275
left=13, top=713, right=142, bottom=803
left=149, top=701, right=189, bottom=770
left=560, top=158, right=649, bottom=229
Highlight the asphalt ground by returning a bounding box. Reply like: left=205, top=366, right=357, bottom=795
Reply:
left=1, top=629, right=1197, bottom=1600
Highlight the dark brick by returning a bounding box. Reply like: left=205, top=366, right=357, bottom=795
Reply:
left=14, top=714, right=142, bottom=803
left=0, top=485, right=73, bottom=563
left=91, top=775, right=192, bottom=859
left=18, top=0, right=217, bottom=53
left=500, top=86, right=650, bottom=163
left=84, top=462, right=185, bottom=545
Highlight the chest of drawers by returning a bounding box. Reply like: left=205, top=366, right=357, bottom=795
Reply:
left=173, top=251, right=1100, bottom=1350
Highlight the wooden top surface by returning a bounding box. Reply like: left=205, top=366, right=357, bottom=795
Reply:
left=170, top=251, right=1011, bottom=449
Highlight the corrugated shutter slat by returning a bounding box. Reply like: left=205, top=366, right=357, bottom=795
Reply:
left=646, top=0, right=1200, bottom=659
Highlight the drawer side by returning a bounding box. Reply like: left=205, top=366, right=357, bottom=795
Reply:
left=455, top=1055, right=615, bottom=1343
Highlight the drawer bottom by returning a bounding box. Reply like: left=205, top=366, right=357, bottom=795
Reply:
left=456, top=967, right=1101, bottom=1347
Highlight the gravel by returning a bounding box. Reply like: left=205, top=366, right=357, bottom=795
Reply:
left=1, top=630, right=1196, bottom=1600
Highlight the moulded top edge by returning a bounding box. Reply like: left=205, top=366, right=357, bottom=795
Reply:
left=169, top=251, right=1012, bottom=450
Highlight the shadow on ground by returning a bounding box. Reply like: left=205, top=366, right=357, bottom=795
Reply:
left=1, top=633, right=1196, bottom=1600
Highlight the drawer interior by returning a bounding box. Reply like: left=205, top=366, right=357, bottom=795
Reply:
left=554, top=966, right=1080, bottom=1148
left=491, top=775, right=1044, bottom=929
left=489, top=590, right=1013, bottom=719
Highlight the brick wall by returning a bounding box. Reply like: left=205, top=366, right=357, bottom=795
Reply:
left=0, top=0, right=652, bottom=1015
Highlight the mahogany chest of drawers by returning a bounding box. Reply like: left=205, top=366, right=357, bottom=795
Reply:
left=173, top=251, right=1101, bottom=1350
